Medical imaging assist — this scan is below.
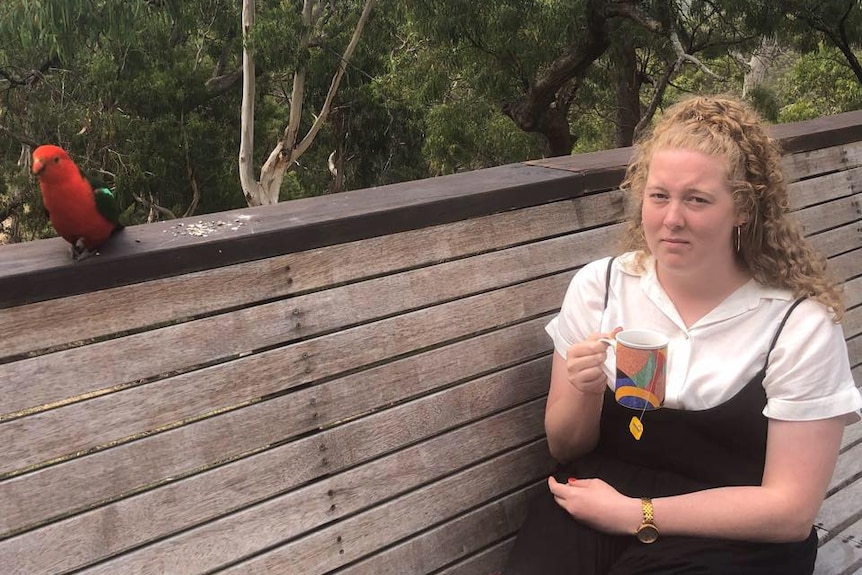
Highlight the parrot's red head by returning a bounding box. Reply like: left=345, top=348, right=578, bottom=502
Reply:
left=32, top=145, right=74, bottom=183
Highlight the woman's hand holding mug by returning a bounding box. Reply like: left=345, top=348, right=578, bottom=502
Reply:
left=565, top=328, right=623, bottom=395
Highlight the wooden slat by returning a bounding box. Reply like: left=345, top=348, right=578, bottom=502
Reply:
left=829, top=442, right=862, bottom=494
left=845, top=307, right=862, bottom=343
left=819, top=477, right=862, bottom=544
left=809, top=223, right=862, bottom=260
left=789, top=166, right=862, bottom=210
left=783, top=140, right=862, bottom=182
left=0, top=289, right=560, bottom=531
left=337, top=484, right=543, bottom=575
left=0, top=222, right=620, bottom=419
left=828, top=249, right=862, bottom=286
left=214, top=442, right=552, bottom=575
left=840, top=421, right=862, bottom=451
left=848, top=337, right=862, bottom=371
left=5, top=397, right=548, bottom=575
left=433, top=539, right=514, bottom=575
left=796, top=195, right=861, bottom=236
left=530, top=114, right=862, bottom=183
left=773, top=111, right=862, bottom=156
left=844, top=277, right=862, bottom=311
left=813, top=518, right=862, bottom=575
left=0, top=190, right=627, bottom=361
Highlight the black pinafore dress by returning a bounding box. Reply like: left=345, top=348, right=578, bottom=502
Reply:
left=503, top=262, right=817, bottom=575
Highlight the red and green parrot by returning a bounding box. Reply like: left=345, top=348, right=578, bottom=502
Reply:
left=31, top=144, right=124, bottom=261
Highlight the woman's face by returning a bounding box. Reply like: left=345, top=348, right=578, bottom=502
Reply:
left=641, top=148, right=744, bottom=282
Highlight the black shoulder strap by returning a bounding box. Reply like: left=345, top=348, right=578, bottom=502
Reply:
left=764, top=297, right=806, bottom=368
left=603, top=256, right=616, bottom=310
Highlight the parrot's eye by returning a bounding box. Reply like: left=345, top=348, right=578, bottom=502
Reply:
left=53, top=157, right=60, bottom=163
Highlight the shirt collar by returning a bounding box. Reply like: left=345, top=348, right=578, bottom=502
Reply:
left=621, top=251, right=793, bottom=327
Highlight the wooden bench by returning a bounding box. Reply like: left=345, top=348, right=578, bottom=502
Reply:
left=1, top=110, right=860, bottom=575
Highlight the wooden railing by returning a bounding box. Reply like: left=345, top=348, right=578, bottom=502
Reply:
left=1, top=109, right=860, bottom=575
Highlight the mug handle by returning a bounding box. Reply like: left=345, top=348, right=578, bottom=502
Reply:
left=597, top=336, right=616, bottom=352
left=597, top=327, right=623, bottom=350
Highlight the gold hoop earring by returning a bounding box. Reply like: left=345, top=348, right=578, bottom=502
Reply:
left=735, top=226, right=741, bottom=254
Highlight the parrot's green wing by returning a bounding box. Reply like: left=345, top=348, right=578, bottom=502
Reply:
left=86, top=175, right=123, bottom=228
left=93, top=187, right=122, bottom=226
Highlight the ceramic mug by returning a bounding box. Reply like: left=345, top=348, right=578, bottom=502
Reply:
left=599, top=329, right=668, bottom=411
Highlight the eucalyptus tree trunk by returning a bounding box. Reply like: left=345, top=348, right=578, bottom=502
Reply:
left=238, top=0, right=262, bottom=206
left=239, top=0, right=378, bottom=206
left=742, top=38, right=781, bottom=98
left=614, top=37, right=641, bottom=148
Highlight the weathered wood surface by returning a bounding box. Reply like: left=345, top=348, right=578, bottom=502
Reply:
left=0, top=189, right=627, bottom=361
left=0, top=111, right=860, bottom=575
left=0, top=162, right=625, bottom=310
left=0, top=225, right=620, bottom=420
left=816, top=421, right=862, bottom=575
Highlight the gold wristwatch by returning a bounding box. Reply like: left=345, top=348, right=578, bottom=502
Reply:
left=636, top=497, right=659, bottom=543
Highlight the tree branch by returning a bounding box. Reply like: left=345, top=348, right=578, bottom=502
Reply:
left=609, top=0, right=722, bottom=81
left=133, top=192, right=177, bottom=220
left=293, top=0, right=378, bottom=159
left=181, top=119, right=200, bottom=218
left=0, top=125, right=40, bottom=148
left=205, top=68, right=243, bottom=93
left=0, top=199, right=23, bottom=223
left=606, top=1, right=663, bottom=33
left=669, top=30, right=722, bottom=79
left=635, top=57, right=681, bottom=139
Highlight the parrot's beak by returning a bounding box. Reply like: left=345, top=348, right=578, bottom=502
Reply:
left=32, top=158, right=45, bottom=176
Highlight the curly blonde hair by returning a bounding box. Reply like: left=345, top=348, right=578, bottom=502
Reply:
left=619, top=95, right=844, bottom=321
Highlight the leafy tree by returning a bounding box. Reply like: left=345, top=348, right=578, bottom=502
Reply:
left=0, top=0, right=857, bottom=247
left=783, top=0, right=862, bottom=83
left=239, top=0, right=378, bottom=206
left=0, top=0, right=246, bottom=231
left=777, top=43, right=862, bottom=121
left=409, top=0, right=786, bottom=155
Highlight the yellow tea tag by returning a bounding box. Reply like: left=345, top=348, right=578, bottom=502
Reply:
left=629, top=416, right=644, bottom=440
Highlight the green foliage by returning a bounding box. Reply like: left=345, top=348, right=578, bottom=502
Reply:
left=746, top=86, right=782, bottom=123
left=423, top=99, right=543, bottom=174
left=777, top=43, right=862, bottom=121
left=1, top=0, right=859, bottom=246
left=0, top=0, right=247, bottom=238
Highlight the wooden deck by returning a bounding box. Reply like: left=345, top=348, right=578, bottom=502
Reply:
left=0, top=109, right=860, bottom=574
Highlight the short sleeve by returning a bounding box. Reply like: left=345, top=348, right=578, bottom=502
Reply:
left=545, top=257, right=613, bottom=359
left=763, top=299, right=862, bottom=423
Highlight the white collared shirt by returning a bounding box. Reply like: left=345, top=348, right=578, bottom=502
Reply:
left=546, top=252, right=862, bottom=423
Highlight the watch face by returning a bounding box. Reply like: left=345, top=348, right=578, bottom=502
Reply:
left=637, top=524, right=659, bottom=544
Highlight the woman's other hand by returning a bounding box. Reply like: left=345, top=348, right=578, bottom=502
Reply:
left=547, top=476, right=640, bottom=535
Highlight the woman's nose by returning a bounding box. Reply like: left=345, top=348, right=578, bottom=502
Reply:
left=663, top=201, right=685, bottom=229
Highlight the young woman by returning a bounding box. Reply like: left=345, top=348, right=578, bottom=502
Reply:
left=502, top=95, right=862, bottom=574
